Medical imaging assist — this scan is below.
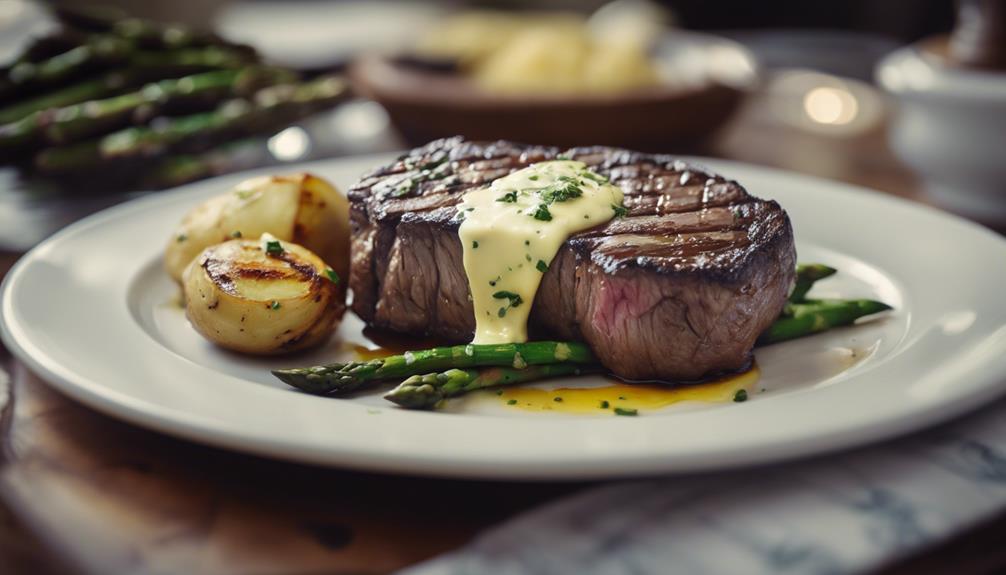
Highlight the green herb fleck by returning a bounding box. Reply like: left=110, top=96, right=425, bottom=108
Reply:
left=497, top=191, right=518, bottom=203
left=496, top=390, right=504, bottom=396
left=325, top=268, right=340, bottom=284
left=472, top=240, right=479, bottom=249
left=618, top=396, right=626, bottom=400
left=536, top=260, right=548, bottom=273
left=507, top=399, right=517, bottom=405
left=525, top=253, right=532, bottom=262
left=392, top=177, right=417, bottom=197
left=581, top=171, right=609, bottom=184
left=733, top=389, right=748, bottom=403
left=176, top=234, right=187, bottom=242
left=230, top=230, right=242, bottom=238
left=493, top=291, right=523, bottom=307
left=539, top=181, right=582, bottom=204
left=529, top=175, right=539, bottom=181
left=265, top=240, right=284, bottom=256
left=600, top=400, right=610, bottom=409
left=553, top=397, right=563, bottom=402
left=269, top=301, right=281, bottom=310
left=532, top=204, right=552, bottom=221
left=524, top=240, right=530, bottom=246
left=612, top=204, right=629, bottom=218
left=614, top=407, right=638, bottom=416
left=493, top=290, right=524, bottom=317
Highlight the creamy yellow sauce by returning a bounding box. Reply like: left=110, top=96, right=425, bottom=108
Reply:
left=458, top=161, right=624, bottom=344
left=498, top=366, right=760, bottom=414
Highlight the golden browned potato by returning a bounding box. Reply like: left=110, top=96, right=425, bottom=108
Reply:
left=165, top=173, right=350, bottom=300
left=182, top=235, right=345, bottom=354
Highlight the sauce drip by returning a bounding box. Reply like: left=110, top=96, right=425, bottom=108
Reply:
left=498, top=366, right=759, bottom=414
left=458, top=160, right=624, bottom=344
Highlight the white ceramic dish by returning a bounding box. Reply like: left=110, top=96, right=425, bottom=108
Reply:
left=877, top=44, right=1006, bottom=224
left=4, top=154, right=1006, bottom=480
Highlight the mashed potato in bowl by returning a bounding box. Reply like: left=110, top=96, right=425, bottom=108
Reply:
left=416, top=9, right=664, bottom=95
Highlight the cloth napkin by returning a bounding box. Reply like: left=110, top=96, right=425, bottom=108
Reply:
left=400, top=400, right=1006, bottom=575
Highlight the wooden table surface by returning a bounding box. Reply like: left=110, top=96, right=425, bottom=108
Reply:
left=2, top=85, right=1004, bottom=575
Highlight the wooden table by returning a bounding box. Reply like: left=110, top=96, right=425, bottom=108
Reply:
left=2, top=86, right=1004, bottom=575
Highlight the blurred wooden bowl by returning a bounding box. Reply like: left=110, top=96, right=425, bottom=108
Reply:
left=350, top=31, right=759, bottom=152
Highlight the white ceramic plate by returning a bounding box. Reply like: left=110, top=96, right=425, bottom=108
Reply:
left=4, top=155, right=1006, bottom=479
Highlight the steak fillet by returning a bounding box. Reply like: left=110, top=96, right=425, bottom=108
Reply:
left=348, top=137, right=796, bottom=381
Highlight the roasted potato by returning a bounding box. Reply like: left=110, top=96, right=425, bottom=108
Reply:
left=165, top=173, right=351, bottom=298
left=183, top=235, right=344, bottom=354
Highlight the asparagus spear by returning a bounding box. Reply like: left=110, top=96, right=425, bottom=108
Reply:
left=385, top=364, right=602, bottom=409
left=758, top=299, right=892, bottom=345
left=0, top=45, right=257, bottom=125
left=273, top=341, right=597, bottom=395
left=34, top=75, right=347, bottom=173
left=53, top=5, right=255, bottom=54
left=790, top=263, right=837, bottom=303
left=139, top=138, right=260, bottom=189
left=0, top=36, right=131, bottom=102
left=0, top=67, right=296, bottom=151
left=8, top=28, right=89, bottom=65
left=0, top=70, right=135, bottom=125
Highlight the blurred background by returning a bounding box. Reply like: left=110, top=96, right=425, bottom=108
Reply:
left=0, top=0, right=1001, bottom=250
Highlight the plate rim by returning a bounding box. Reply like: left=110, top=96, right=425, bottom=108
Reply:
left=4, top=155, right=1006, bottom=480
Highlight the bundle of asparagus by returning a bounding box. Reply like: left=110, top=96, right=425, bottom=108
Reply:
left=0, top=6, right=349, bottom=191
left=273, top=264, right=893, bottom=410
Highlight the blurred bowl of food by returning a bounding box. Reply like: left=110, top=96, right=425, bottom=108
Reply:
left=350, top=7, right=758, bottom=151
left=876, top=0, right=1006, bottom=224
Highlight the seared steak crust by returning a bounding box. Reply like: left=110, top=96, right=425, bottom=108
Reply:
left=349, top=137, right=796, bottom=380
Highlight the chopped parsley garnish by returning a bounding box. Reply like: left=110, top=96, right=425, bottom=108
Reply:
left=264, top=240, right=284, bottom=256
left=531, top=204, right=552, bottom=221
left=176, top=233, right=187, bottom=242
left=612, top=204, right=629, bottom=218
left=539, top=180, right=583, bottom=204
left=519, top=170, right=603, bottom=222
left=524, top=240, right=530, bottom=246
left=493, top=290, right=523, bottom=317
left=600, top=400, right=610, bottom=409
left=269, top=301, right=281, bottom=310
left=733, top=389, right=748, bottom=403
left=507, top=399, right=517, bottom=405
left=493, top=290, right=523, bottom=305
left=496, top=191, right=518, bottom=203
left=581, top=171, right=609, bottom=184
left=529, top=175, right=539, bottom=181
left=536, top=260, right=548, bottom=273
left=614, top=407, right=638, bottom=416
left=230, top=230, right=242, bottom=238
left=553, top=397, right=563, bottom=402
left=392, top=176, right=418, bottom=197
left=525, top=253, right=531, bottom=262
left=325, top=268, right=340, bottom=284
left=472, top=240, right=479, bottom=249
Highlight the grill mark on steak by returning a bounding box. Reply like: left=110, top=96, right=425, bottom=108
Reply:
left=348, top=137, right=797, bottom=380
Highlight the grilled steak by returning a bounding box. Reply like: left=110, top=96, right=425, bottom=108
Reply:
left=348, top=137, right=796, bottom=381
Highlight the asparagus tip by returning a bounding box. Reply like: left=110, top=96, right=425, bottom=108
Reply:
left=860, top=300, right=894, bottom=314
